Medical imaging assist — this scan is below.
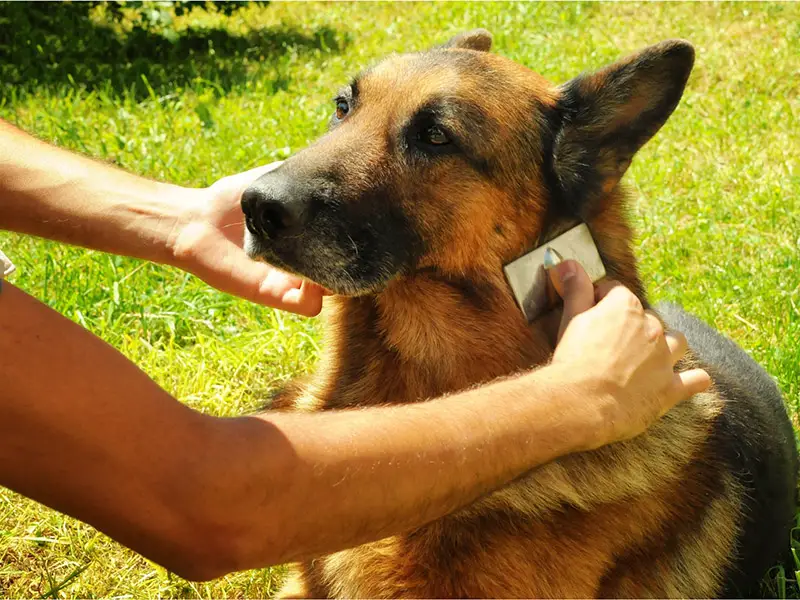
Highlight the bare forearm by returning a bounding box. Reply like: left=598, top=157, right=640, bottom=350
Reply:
left=0, top=119, right=192, bottom=263
left=0, top=283, right=216, bottom=573
left=0, top=283, right=596, bottom=580
left=219, top=368, right=595, bottom=571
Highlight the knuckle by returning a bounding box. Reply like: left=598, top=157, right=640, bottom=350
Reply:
left=648, top=315, right=665, bottom=337
left=667, top=330, right=688, bottom=352
left=594, top=279, right=617, bottom=299
left=567, top=312, right=587, bottom=332
left=667, top=329, right=686, bottom=343
left=625, top=291, right=643, bottom=311
left=604, top=286, right=631, bottom=311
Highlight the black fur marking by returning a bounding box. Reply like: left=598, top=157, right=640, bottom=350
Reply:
left=524, top=99, right=591, bottom=254
left=246, top=164, right=425, bottom=295
left=548, top=41, right=694, bottom=217
left=535, top=98, right=578, bottom=221
left=404, top=95, right=496, bottom=176
left=549, top=79, right=605, bottom=216
left=597, top=436, right=727, bottom=596
left=332, top=189, right=426, bottom=287
left=416, top=266, right=498, bottom=312
left=658, top=302, right=799, bottom=597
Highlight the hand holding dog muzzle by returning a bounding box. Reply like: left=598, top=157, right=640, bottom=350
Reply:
left=167, top=162, right=327, bottom=317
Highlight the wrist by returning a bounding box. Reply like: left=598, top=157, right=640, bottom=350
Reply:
left=153, top=184, right=207, bottom=266
left=123, top=183, right=207, bottom=267
left=532, top=362, right=614, bottom=453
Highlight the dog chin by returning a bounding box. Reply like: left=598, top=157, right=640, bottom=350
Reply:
left=243, top=230, right=394, bottom=297
left=322, top=274, right=393, bottom=297
left=243, top=230, right=264, bottom=261
left=294, top=263, right=395, bottom=297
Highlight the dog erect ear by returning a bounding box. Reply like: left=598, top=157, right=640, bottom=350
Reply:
left=441, top=29, right=493, bottom=52
left=550, top=40, right=694, bottom=214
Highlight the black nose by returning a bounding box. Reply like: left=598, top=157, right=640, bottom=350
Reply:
left=241, top=182, right=309, bottom=239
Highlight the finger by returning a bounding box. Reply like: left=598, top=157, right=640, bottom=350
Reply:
left=190, top=238, right=322, bottom=316
left=596, top=284, right=644, bottom=315
left=281, top=280, right=325, bottom=317
left=664, top=330, right=688, bottom=365
left=594, top=278, right=622, bottom=302
left=671, top=368, right=712, bottom=405
left=548, top=260, right=595, bottom=341
left=260, top=267, right=305, bottom=292
left=258, top=268, right=324, bottom=317
left=644, top=310, right=665, bottom=341
left=232, top=161, right=284, bottom=186
left=305, top=281, right=329, bottom=298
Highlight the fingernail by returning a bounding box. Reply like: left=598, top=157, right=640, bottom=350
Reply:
left=543, top=247, right=564, bottom=270
left=553, top=260, right=576, bottom=283
left=283, top=287, right=300, bottom=300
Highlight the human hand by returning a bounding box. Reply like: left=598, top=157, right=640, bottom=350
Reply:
left=168, top=163, right=326, bottom=316
left=548, top=260, right=711, bottom=447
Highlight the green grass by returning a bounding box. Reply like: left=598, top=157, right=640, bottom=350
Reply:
left=1, top=1, right=798, bottom=597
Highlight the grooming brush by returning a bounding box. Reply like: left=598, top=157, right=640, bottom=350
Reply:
left=503, top=223, right=607, bottom=323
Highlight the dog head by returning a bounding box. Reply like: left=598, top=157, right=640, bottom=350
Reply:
left=242, top=31, right=694, bottom=297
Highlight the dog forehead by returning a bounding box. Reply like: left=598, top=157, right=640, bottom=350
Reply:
left=358, top=51, right=554, bottom=114
left=360, top=53, right=470, bottom=100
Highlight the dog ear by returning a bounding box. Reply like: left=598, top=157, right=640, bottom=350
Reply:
left=441, top=29, right=493, bottom=52
left=550, top=40, right=694, bottom=214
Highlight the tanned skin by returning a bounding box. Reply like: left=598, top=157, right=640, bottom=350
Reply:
left=0, top=118, right=708, bottom=580
left=240, top=31, right=797, bottom=597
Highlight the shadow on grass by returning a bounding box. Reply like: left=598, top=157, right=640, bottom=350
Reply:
left=0, top=2, right=347, bottom=101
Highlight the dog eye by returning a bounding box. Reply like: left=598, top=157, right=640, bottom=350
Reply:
left=335, top=98, right=350, bottom=121
left=419, top=125, right=450, bottom=146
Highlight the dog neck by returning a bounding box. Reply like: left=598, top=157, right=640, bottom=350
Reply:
left=309, top=270, right=554, bottom=410
left=307, top=199, right=645, bottom=410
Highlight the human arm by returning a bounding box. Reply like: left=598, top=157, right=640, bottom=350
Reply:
left=0, top=263, right=709, bottom=581
left=0, top=118, right=323, bottom=315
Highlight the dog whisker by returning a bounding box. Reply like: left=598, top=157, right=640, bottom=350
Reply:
left=347, top=234, right=360, bottom=258
left=221, top=221, right=246, bottom=230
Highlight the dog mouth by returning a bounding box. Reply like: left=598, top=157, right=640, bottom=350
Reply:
left=244, top=228, right=405, bottom=297
left=241, top=168, right=423, bottom=297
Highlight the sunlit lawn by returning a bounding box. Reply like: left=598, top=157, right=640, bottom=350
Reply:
left=0, top=2, right=798, bottom=597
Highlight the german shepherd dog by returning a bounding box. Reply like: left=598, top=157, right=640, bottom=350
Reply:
left=241, top=30, right=798, bottom=598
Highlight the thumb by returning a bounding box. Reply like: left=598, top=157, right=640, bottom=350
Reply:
left=548, top=259, right=595, bottom=341
left=210, top=161, right=285, bottom=204
left=671, top=368, right=713, bottom=407
left=233, top=160, right=284, bottom=185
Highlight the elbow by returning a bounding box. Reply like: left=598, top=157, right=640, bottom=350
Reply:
left=149, top=534, right=240, bottom=581
left=166, top=560, right=229, bottom=583
left=156, top=518, right=288, bottom=582
left=159, top=414, right=295, bottom=580
left=154, top=540, right=249, bottom=582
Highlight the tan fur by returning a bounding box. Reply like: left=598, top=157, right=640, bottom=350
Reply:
left=312, top=466, right=740, bottom=599
left=267, top=42, right=744, bottom=598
